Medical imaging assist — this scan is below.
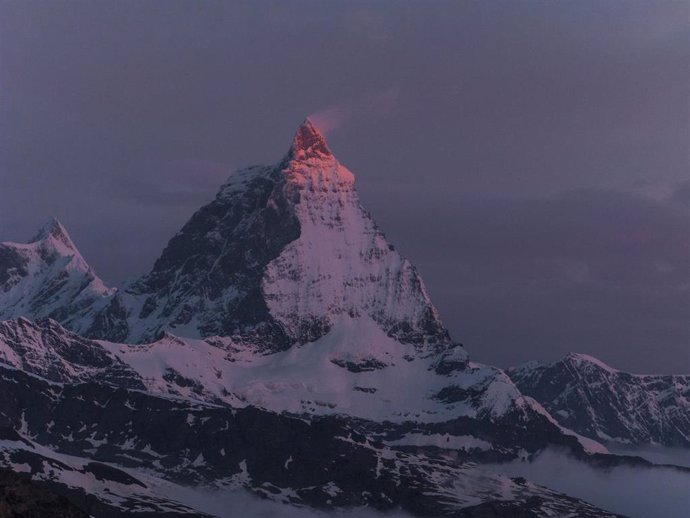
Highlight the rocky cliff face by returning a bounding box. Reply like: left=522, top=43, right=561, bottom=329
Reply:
left=508, top=353, right=690, bottom=447
left=0, top=464, right=88, bottom=518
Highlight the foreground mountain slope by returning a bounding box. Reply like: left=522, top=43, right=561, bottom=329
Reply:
left=0, top=318, right=601, bottom=461
left=508, top=353, right=690, bottom=447
left=0, top=362, right=624, bottom=517
left=0, top=219, right=113, bottom=334
left=0, top=464, right=88, bottom=518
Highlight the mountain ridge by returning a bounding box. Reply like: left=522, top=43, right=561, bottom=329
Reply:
left=0, top=217, right=113, bottom=335
left=508, top=353, right=690, bottom=447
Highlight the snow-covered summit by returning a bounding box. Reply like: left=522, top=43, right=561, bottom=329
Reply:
left=0, top=219, right=113, bottom=334
left=287, top=117, right=333, bottom=160
left=30, top=217, right=77, bottom=253
left=91, top=120, right=458, bottom=356
left=281, top=118, right=354, bottom=192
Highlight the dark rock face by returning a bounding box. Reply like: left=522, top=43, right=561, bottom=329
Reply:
left=0, top=469, right=88, bottom=518
left=86, top=296, right=130, bottom=344
left=0, top=318, right=143, bottom=388
left=361, top=411, right=587, bottom=466
left=433, top=345, right=470, bottom=374
left=0, top=247, right=29, bottom=288
left=82, top=463, right=147, bottom=488
left=0, top=441, right=202, bottom=518
left=93, top=165, right=301, bottom=346
left=331, top=358, right=388, bottom=373
left=508, top=354, right=690, bottom=447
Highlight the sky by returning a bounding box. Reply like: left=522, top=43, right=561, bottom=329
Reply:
left=1, top=1, right=688, bottom=372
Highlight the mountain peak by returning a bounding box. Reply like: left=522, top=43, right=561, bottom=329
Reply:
left=288, top=118, right=332, bottom=160
left=31, top=218, right=76, bottom=252
left=564, top=352, right=618, bottom=373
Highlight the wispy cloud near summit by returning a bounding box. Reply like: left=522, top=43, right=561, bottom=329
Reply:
left=310, top=86, right=401, bottom=135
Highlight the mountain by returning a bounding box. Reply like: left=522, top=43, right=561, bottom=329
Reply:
left=87, top=119, right=455, bottom=354
left=0, top=336, right=624, bottom=518
left=0, top=120, right=671, bottom=516
left=508, top=353, right=690, bottom=447
left=0, top=218, right=113, bottom=334
left=1, top=123, right=587, bottom=461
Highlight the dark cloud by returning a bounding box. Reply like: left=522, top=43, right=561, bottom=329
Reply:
left=0, top=1, right=687, bottom=371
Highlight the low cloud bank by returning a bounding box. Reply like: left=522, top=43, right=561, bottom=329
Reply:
left=605, top=444, right=690, bottom=469
left=485, top=449, right=690, bottom=518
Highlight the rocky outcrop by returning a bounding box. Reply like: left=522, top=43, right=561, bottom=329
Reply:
left=508, top=353, right=690, bottom=447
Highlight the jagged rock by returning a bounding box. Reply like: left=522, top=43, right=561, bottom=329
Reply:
left=508, top=353, right=690, bottom=447
left=0, top=219, right=113, bottom=335
left=0, top=468, right=89, bottom=518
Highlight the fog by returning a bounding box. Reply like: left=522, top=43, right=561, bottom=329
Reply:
left=486, top=449, right=690, bottom=518
left=605, top=444, right=690, bottom=469
left=147, top=448, right=690, bottom=517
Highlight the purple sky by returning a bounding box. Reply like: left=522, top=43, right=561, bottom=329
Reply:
left=1, top=1, right=688, bottom=372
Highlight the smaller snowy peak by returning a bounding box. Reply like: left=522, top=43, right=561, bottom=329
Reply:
left=288, top=118, right=332, bottom=160
left=0, top=220, right=114, bottom=334
left=508, top=353, right=690, bottom=447
left=563, top=352, right=619, bottom=373
left=30, top=217, right=77, bottom=253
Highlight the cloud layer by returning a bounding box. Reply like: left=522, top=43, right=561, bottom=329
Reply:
left=486, top=449, right=690, bottom=518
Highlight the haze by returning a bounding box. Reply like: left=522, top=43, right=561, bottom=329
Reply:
left=1, top=1, right=688, bottom=372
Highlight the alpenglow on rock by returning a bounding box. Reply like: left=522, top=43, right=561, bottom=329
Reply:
left=88, top=119, right=461, bottom=355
